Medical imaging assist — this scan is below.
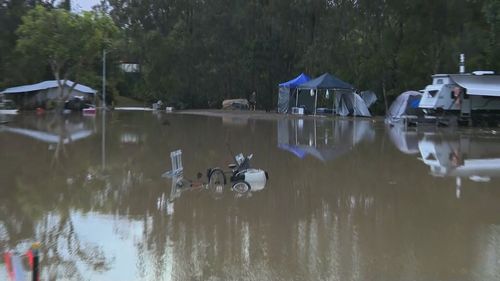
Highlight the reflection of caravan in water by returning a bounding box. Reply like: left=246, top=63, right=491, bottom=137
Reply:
left=418, top=134, right=500, bottom=180
left=419, top=72, right=500, bottom=124
left=418, top=132, right=500, bottom=197
left=387, top=126, right=500, bottom=197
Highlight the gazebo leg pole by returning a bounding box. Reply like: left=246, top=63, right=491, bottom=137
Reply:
left=354, top=91, right=357, bottom=118
left=314, top=89, right=318, bottom=116
left=334, top=91, right=337, bottom=116
left=332, top=90, right=335, bottom=116
left=295, top=88, right=299, bottom=107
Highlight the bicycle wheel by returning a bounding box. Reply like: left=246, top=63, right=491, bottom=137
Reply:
left=208, top=169, right=226, bottom=191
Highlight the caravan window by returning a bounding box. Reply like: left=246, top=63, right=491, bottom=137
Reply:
left=428, top=90, right=438, bottom=97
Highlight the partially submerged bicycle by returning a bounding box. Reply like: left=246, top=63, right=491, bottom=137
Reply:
left=207, top=152, right=269, bottom=194
left=163, top=149, right=268, bottom=200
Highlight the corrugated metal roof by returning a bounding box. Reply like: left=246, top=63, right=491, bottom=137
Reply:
left=0, top=80, right=97, bottom=94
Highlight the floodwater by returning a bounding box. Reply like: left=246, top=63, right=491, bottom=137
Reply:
left=1, top=111, right=500, bottom=281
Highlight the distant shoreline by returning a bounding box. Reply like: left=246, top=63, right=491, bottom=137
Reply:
left=176, top=109, right=380, bottom=121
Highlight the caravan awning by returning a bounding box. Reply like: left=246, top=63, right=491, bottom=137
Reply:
left=450, top=74, right=500, bottom=97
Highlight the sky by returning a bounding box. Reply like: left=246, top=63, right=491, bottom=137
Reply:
left=71, top=0, right=101, bottom=12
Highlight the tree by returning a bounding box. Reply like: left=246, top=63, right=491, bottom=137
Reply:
left=15, top=5, right=118, bottom=109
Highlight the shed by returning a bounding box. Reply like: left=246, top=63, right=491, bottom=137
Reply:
left=0, top=80, right=97, bottom=109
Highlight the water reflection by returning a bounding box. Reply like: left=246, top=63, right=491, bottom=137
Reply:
left=388, top=125, right=500, bottom=197
left=278, top=118, right=375, bottom=161
left=0, top=114, right=95, bottom=145
left=2, top=113, right=500, bottom=281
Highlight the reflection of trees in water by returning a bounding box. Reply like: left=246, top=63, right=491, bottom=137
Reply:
left=37, top=213, right=111, bottom=281
left=0, top=171, right=113, bottom=280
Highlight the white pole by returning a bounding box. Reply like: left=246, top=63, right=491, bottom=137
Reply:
left=334, top=90, right=336, bottom=116
left=332, top=89, right=335, bottom=115
left=296, top=88, right=299, bottom=107
left=102, top=49, right=106, bottom=109
left=101, top=108, right=106, bottom=169
left=314, top=89, right=318, bottom=116
left=354, top=91, right=357, bottom=117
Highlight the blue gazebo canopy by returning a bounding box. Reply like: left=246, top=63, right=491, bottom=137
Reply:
left=278, top=73, right=311, bottom=88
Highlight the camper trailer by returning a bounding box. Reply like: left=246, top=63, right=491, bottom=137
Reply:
left=419, top=72, right=500, bottom=124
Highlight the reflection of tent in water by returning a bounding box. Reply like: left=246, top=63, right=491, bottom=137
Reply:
left=385, top=91, right=424, bottom=124
left=386, top=124, right=420, bottom=154
left=277, top=118, right=375, bottom=162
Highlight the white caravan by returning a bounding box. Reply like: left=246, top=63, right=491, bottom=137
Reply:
left=419, top=72, right=500, bottom=123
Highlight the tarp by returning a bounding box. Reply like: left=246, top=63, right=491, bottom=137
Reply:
left=222, top=99, right=249, bottom=110
left=450, top=74, right=500, bottom=97
left=278, top=73, right=311, bottom=88
left=277, top=87, right=291, bottom=113
left=336, top=93, right=372, bottom=117
left=298, top=72, right=353, bottom=90
left=360, top=91, right=377, bottom=108
left=386, top=91, right=423, bottom=122
left=1, top=80, right=97, bottom=94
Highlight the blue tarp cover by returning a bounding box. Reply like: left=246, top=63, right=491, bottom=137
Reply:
left=278, top=73, right=311, bottom=88
left=298, top=72, right=353, bottom=90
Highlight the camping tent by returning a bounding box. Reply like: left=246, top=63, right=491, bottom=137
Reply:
left=297, top=72, right=355, bottom=115
left=385, top=91, right=423, bottom=124
left=277, top=73, right=310, bottom=113
left=336, top=93, right=372, bottom=117
left=360, top=91, right=378, bottom=108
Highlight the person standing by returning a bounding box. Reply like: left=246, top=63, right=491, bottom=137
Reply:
left=250, top=91, right=256, bottom=111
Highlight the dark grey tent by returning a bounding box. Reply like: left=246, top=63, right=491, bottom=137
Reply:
left=297, top=73, right=356, bottom=115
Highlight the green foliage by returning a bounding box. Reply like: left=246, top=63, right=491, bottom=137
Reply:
left=14, top=5, right=120, bottom=103
left=2, top=1, right=500, bottom=113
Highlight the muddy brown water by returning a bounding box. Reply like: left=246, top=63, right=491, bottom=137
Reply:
left=1, top=112, right=500, bottom=281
